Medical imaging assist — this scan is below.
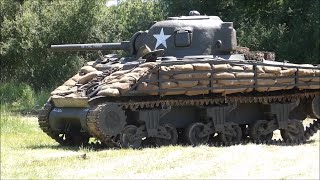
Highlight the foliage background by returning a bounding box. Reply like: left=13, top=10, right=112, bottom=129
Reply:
left=1, top=0, right=319, bottom=91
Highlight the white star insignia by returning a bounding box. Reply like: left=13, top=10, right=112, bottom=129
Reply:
left=153, top=28, right=171, bottom=49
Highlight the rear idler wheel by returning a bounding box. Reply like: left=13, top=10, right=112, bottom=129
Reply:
left=249, top=120, right=274, bottom=141
left=280, top=119, right=305, bottom=141
left=155, top=124, right=178, bottom=146
left=185, top=122, right=210, bottom=146
left=120, top=125, right=142, bottom=148
left=218, top=124, right=242, bottom=143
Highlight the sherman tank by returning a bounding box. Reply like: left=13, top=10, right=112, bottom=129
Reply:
left=38, top=11, right=320, bottom=148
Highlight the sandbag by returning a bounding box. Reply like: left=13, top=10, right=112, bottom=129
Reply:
left=231, top=66, right=244, bottom=71
left=276, top=78, right=294, bottom=84
left=211, top=84, right=224, bottom=93
left=51, top=86, right=76, bottom=95
left=63, top=79, right=76, bottom=86
left=311, top=77, right=320, bottom=82
left=192, top=73, right=211, bottom=79
left=110, top=70, right=131, bottom=76
left=185, top=86, right=209, bottom=96
left=94, top=64, right=112, bottom=71
left=298, top=82, right=309, bottom=90
left=235, top=72, right=254, bottom=78
left=285, top=81, right=295, bottom=90
left=268, top=86, right=286, bottom=92
left=263, top=66, right=281, bottom=74
left=177, top=81, right=198, bottom=88
left=56, top=85, right=70, bottom=91
left=97, top=88, right=120, bottom=97
left=72, top=73, right=82, bottom=82
left=173, top=73, right=193, bottom=79
left=80, top=66, right=97, bottom=74
left=160, top=75, right=171, bottom=80
left=124, top=72, right=141, bottom=81
left=280, top=68, right=297, bottom=76
left=65, top=93, right=78, bottom=98
left=171, top=64, right=194, bottom=71
left=223, top=88, right=246, bottom=95
left=256, top=66, right=265, bottom=73
left=132, top=67, right=150, bottom=73
left=213, top=72, right=235, bottom=79
left=162, top=88, right=186, bottom=96
left=161, top=82, right=178, bottom=89
left=257, top=73, right=275, bottom=77
left=103, top=75, right=118, bottom=83
left=192, top=63, right=212, bottom=70
left=107, top=82, right=131, bottom=94
left=78, top=71, right=103, bottom=84
left=257, top=79, right=275, bottom=85
left=116, top=76, right=136, bottom=83
left=238, top=79, right=255, bottom=85
left=218, top=80, right=239, bottom=86
left=51, top=90, right=63, bottom=95
left=298, top=78, right=312, bottom=82
left=146, top=74, right=171, bottom=84
left=139, top=62, right=158, bottom=68
left=199, top=80, right=210, bottom=86
left=245, top=88, right=253, bottom=93
left=286, top=86, right=295, bottom=90
left=51, top=95, right=64, bottom=98
left=212, top=64, right=231, bottom=70
left=160, top=66, right=171, bottom=72
left=137, top=82, right=159, bottom=95
left=256, top=87, right=269, bottom=92
left=298, top=69, right=314, bottom=82
left=242, top=65, right=253, bottom=71
left=307, top=84, right=320, bottom=89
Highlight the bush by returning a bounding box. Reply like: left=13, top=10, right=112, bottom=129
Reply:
left=0, top=83, right=35, bottom=110
left=0, top=82, right=50, bottom=113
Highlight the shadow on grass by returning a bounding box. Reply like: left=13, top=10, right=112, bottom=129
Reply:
left=27, top=143, right=118, bottom=151
left=26, top=138, right=317, bottom=151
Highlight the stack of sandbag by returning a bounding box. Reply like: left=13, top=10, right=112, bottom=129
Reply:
left=50, top=58, right=124, bottom=98
left=97, top=62, right=158, bottom=96
left=51, top=58, right=319, bottom=98
left=136, top=63, right=212, bottom=96
left=50, top=64, right=102, bottom=98
left=137, top=63, right=248, bottom=96
left=136, top=62, right=320, bottom=96
left=297, top=64, right=320, bottom=90
left=255, top=65, right=296, bottom=92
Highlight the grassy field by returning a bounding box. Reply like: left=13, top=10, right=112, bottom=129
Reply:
left=1, top=114, right=319, bottom=179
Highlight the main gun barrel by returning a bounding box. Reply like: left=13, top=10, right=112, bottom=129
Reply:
left=50, top=41, right=130, bottom=51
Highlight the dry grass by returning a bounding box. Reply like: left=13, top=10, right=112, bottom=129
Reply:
left=1, top=116, right=319, bottom=179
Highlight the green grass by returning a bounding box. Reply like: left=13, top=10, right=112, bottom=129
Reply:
left=1, top=115, right=319, bottom=179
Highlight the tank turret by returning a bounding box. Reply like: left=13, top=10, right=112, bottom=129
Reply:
left=50, top=11, right=237, bottom=58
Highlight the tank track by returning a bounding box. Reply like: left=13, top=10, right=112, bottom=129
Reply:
left=86, top=105, right=117, bottom=147
left=87, top=90, right=320, bottom=147
left=38, top=101, right=65, bottom=145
